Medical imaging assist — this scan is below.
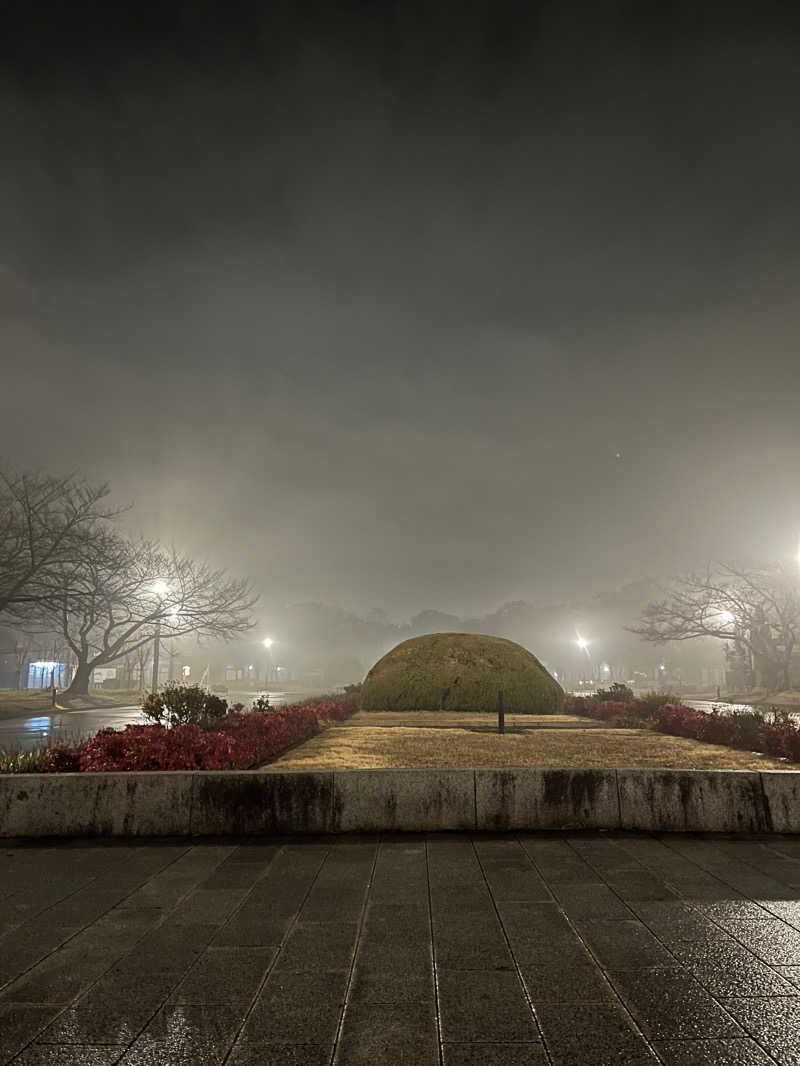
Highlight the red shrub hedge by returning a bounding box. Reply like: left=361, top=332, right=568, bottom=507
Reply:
left=40, top=691, right=360, bottom=773
left=653, top=703, right=800, bottom=762
left=563, top=696, right=652, bottom=723
left=40, top=746, right=82, bottom=773
left=564, top=693, right=799, bottom=763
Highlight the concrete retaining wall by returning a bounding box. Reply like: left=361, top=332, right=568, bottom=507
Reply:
left=0, top=768, right=797, bottom=837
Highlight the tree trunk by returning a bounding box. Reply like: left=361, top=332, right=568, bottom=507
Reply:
left=781, top=663, right=792, bottom=693
left=64, top=660, right=92, bottom=698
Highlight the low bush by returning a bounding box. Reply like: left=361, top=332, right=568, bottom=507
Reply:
left=40, top=746, right=82, bottom=772
left=652, top=703, right=800, bottom=761
left=638, top=691, right=682, bottom=714
left=0, top=743, right=85, bottom=773
left=0, top=747, right=47, bottom=773
left=594, top=682, right=634, bottom=704
left=141, top=683, right=229, bottom=728
left=564, top=695, right=653, bottom=726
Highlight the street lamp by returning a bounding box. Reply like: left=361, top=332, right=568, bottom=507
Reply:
left=262, top=638, right=274, bottom=685
left=151, top=581, right=169, bottom=691
left=575, top=634, right=593, bottom=687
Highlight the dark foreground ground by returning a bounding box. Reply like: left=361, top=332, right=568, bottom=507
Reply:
left=1, top=834, right=799, bottom=1066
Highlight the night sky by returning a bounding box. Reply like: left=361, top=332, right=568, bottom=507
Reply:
left=2, top=1, right=800, bottom=620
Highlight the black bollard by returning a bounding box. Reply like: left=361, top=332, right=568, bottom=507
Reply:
left=498, top=689, right=504, bottom=734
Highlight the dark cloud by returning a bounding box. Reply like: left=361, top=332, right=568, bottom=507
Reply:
left=2, top=1, right=800, bottom=620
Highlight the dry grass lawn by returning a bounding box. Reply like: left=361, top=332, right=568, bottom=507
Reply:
left=345, top=711, right=589, bottom=727
left=0, top=688, right=142, bottom=722
left=262, top=723, right=789, bottom=771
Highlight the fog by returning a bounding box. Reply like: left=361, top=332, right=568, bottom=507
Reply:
left=2, top=2, right=800, bottom=638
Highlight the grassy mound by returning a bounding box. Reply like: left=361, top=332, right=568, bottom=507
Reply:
left=360, top=632, right=563, bottom=714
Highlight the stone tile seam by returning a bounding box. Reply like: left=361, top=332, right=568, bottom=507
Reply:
left=529, top=838, right=668, bottom=1061
left=470, top=837, right=555, bottom=1064
left=219, top=840, right=335, bottom=1065
left=327, top=838, right=381, bottom=1065
left=2, top=841, right=234, bottom=1058
left=558, top=836, right=772, bottom=1047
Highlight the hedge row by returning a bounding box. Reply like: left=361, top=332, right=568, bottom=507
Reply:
left=564, top=694, right=800, bottom=762
left=37, top=693, right=360, bottom=773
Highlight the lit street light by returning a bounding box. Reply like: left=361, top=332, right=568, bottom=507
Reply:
left=151, top=581, right=169, bottom=691
left=262, top=637, right=274, bottom=685
left=574, top=634, right=594, bottom=687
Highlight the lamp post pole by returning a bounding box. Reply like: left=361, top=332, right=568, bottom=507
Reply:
left=150, top=581, right=169, bottom=693
left=151, top=620, right=161, bottom=691
left=262, top=638, right=274, bottom=686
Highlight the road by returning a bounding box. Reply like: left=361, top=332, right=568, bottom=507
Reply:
left=0, top=689, right=329, bottom=752
left=0, top=704, right=146, bottom=752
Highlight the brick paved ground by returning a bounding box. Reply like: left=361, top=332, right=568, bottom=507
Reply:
left=1, top=833, right=799, bottom=1065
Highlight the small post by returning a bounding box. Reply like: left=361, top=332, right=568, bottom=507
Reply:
left=498, top=689, right=504, bottom=734
left=51, top=684, right=56, bottom=707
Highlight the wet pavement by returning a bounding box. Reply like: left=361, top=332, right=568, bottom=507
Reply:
left=0, top=832, right=798, bottom=1065
left=0, top=706, right=145, bottom=753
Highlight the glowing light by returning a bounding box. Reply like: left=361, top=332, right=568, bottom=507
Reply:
left=262, top=638, right=273, bottom=649
left=152, top=580, right=168, bottom=597
left=182, top=665, right=191, bottom=677
left=719, top=610, right=734, bottom=624
left=576, top=636, right=589, bottom=650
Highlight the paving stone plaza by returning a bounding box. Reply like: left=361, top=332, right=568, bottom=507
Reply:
left=1, top=833, right=799, bottom=1065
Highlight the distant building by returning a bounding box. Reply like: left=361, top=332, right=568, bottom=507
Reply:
left=27, top=660, right=69, bottom=689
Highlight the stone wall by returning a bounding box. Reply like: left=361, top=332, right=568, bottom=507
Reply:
left=1, top=768, right=797, bottom=837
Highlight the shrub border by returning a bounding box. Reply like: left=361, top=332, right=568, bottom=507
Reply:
left=564, top=695, right=800, bottom=763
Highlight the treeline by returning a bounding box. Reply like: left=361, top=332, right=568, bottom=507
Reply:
left=264, top=588, right=716, bottom=687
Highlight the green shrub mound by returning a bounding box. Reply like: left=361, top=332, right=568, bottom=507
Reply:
left=361, top=632, right=563, bottom=714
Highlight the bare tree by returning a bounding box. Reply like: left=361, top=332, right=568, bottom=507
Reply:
left=121, top=646, right=148, bottom=690
left=35, top=532, right=257, bottom=696
left=630, top=563, right=800, bottom=693
left=0, top=465, right=115, bottom=619
left=12, top=633, right=34, bottom=690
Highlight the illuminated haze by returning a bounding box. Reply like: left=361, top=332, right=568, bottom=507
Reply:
left=2, top=2, right=799, bottom=623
